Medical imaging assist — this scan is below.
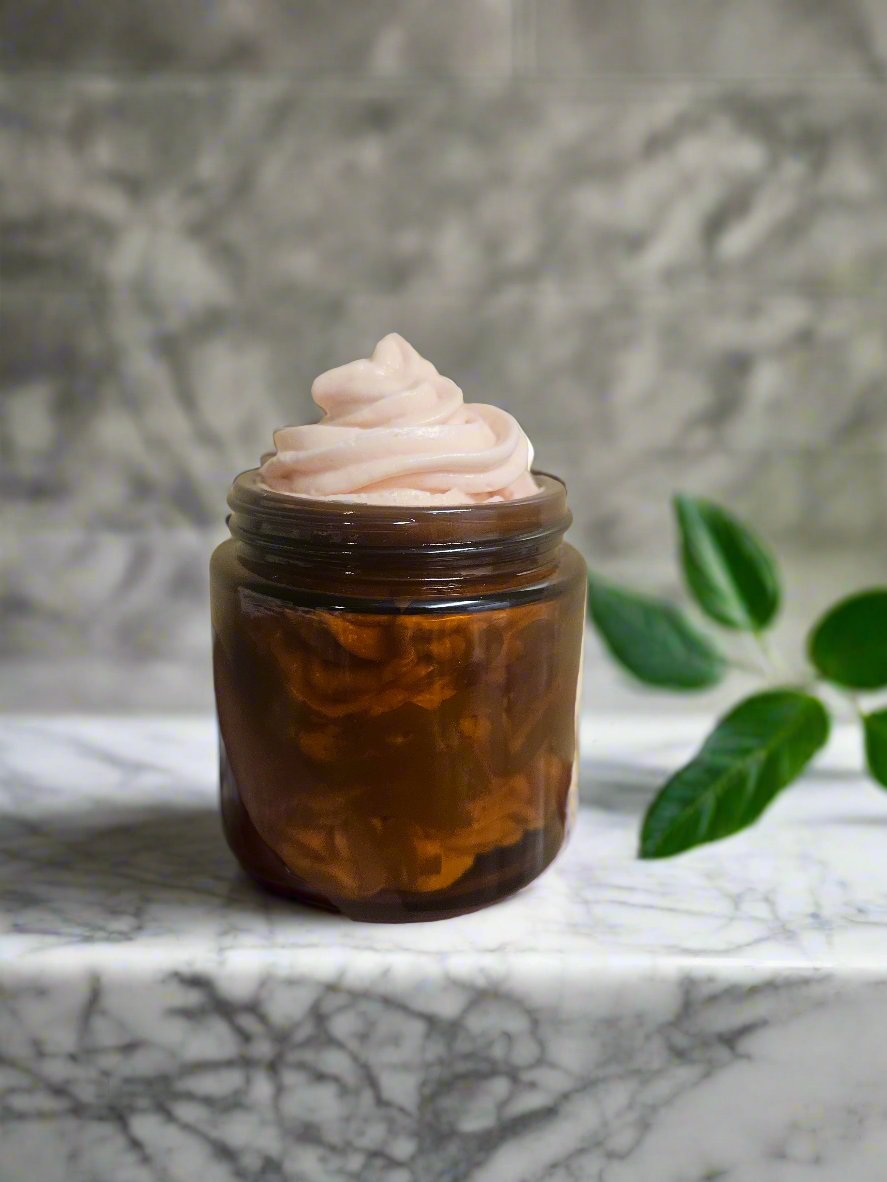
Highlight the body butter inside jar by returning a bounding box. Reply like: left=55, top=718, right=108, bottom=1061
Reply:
left=210, top=335, right=586, bottom=921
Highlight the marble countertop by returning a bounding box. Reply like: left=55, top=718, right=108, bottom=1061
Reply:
left=3, top=716, right=887, bottom=1181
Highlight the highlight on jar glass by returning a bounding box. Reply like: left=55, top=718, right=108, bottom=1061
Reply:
left=210, top=334, right=587, bottom=921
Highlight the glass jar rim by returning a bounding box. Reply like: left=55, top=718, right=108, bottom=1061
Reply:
left=227, top=468, right=571, bottom=557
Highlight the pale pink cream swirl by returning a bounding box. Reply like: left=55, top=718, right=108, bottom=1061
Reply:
left=259, top=334, right=539, bottom=505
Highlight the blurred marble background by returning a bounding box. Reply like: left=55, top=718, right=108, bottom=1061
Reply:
left=1, top=1, right=886, bottom=710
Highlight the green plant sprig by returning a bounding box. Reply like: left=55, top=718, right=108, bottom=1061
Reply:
left=587, top=494, right=887, bottom=859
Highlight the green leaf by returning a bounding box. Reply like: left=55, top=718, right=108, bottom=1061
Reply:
left=808, top=588, right=887, bottom=690
left=587, top=574, right=725, bottom=691
left=640, top=690, right=830, bottom=859
left=864, top=709, right=887, bottom=788
left=674, top=494, right=781, bottom=632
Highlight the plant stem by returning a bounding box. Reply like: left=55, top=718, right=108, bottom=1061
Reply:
left=740, top=632, right=772, bottom=678
left=727, top=657, right=766, bottom=677
left=752, top=630, right=788, bottom=678
left=837, top=688, right=865, bottom=722
left=810, top=678, right=866, bottom=722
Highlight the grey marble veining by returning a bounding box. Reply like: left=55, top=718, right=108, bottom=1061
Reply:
left=534, top=0, right=887, bottom=82
left=3, top=0, right=886, bottom=82
left=6, top=79, right=887, bottom=303
left=3, top=716, right=887, bottom=1180
left=3, top=81, right=886, bottom=533
left=2, top=1, right=886, bottom=709
left=0, top=0, right=514, bottom=76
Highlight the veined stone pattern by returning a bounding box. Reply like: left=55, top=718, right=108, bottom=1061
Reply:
left=2, top=1, right=886, bottom=707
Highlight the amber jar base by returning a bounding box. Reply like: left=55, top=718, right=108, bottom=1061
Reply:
left=221, top=743, right=568, bottom=923
left=213, top=470, right=585, bottom=922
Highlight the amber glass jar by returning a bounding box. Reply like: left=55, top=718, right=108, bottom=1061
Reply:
left=211, top=470, right=586, bottom=921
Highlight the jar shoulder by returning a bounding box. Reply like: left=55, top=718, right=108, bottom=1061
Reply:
left=560, top=541, right=587, bottom=580
left=210, top=538, right=238, bottom=579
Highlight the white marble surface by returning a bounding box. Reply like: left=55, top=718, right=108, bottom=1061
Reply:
left=3, top=715, right=887, bottom=1181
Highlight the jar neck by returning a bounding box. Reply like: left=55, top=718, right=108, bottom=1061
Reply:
left=226, top=470, right=572, bottom=590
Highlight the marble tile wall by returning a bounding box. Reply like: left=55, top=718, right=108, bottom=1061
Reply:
left=1, top=1, right=885, bottom=709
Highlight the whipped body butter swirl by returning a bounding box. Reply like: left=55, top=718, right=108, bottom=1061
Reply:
left=213, top=332, right=585, bottom=921
left=259, top=333, right=539, bottom=506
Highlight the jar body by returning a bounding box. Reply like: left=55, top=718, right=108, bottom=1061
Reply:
left=211, top=488, right=586, bottom=921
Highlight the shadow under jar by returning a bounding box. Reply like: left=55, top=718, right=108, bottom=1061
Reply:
left=211, top=471, right=586, bottom=922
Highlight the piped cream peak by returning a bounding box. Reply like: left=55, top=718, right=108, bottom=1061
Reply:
left=259, top=334, right=539, bottom=505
